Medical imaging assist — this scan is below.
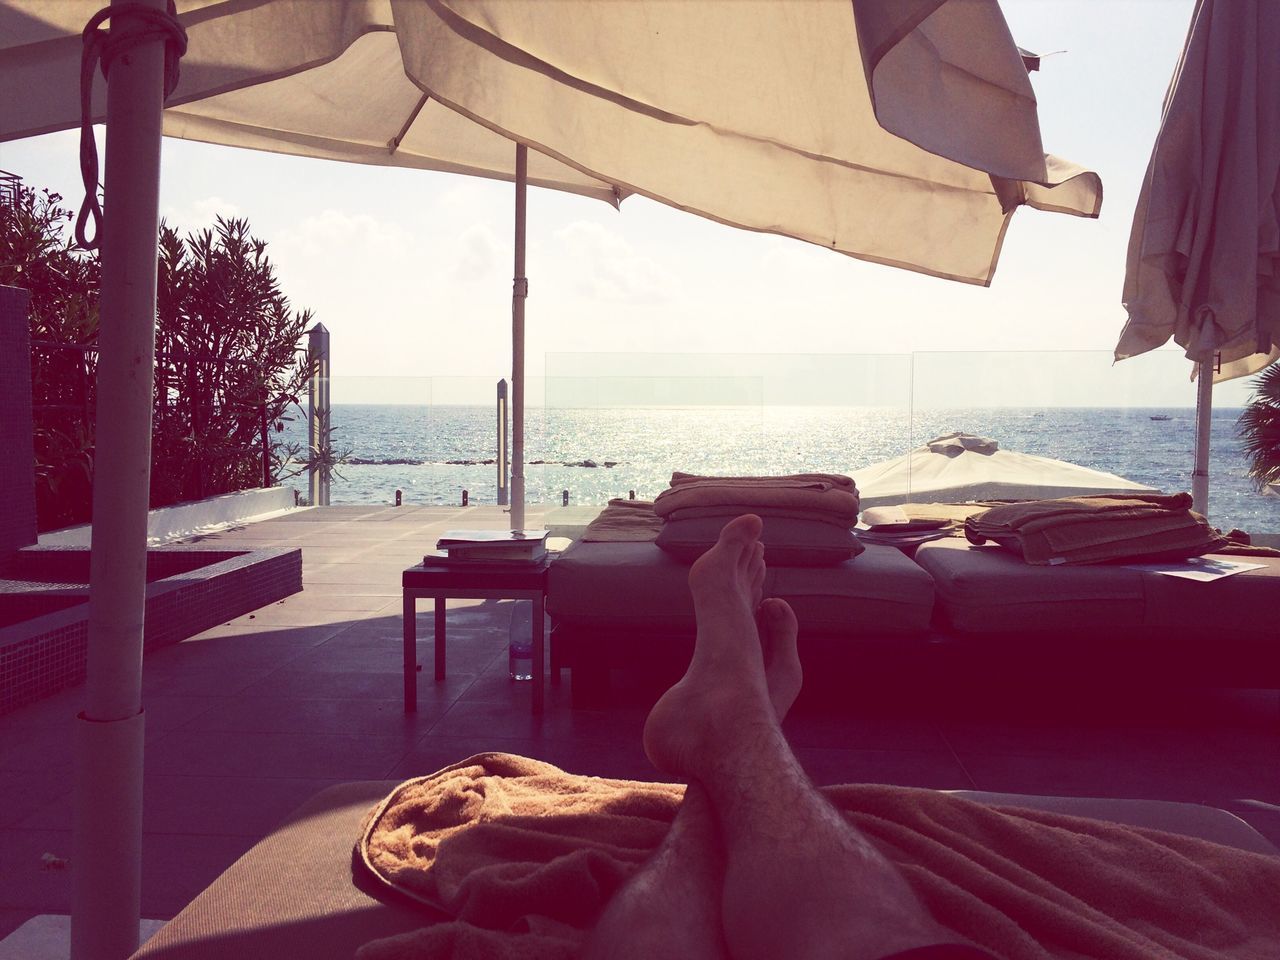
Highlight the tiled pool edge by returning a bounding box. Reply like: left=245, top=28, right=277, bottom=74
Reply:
left=0, top=546, right=302, bottom=715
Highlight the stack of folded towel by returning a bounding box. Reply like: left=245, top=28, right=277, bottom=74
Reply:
left=653, top=472, right=862, bottom=565
left=964, top=492, right=1229, bottom=565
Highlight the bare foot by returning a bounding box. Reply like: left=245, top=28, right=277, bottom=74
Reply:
left=643, top=515, right=779, bottom=778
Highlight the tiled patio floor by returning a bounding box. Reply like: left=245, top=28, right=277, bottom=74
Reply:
left=1, top=504, right=1277, bottom=938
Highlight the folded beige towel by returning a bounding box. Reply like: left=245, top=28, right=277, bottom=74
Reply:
left=356, top=753, right=1280, bottom=960
left=668, top=471, right=857, bottom=490
left=580, top=499, right=663, bottom=542
left=965, top=494, right=1228, bottom=564
left=654, top=472, right=860, bottom=525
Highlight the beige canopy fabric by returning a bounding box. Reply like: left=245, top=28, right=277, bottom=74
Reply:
left=0, top=0, right=1100, bottom=286
left=851, top=433, right=1156, bottom=507
left=1115, top=0, right=1280, bottom=383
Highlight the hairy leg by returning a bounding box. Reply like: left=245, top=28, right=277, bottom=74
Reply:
left=582, top=537, right=801, bottom=960
left=645, top=514, right=956, bottom=960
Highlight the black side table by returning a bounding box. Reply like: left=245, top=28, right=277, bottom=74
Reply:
left=402, top=558, right=551, bottom=713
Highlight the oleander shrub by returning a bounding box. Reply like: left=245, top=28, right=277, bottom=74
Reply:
left=0, top=186, right=100, bottom=530
left=151, top=217, right=315, bottom=507
left=0, top=182, right=316, bottom=530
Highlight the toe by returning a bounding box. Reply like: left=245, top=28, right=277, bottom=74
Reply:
left=762, top=598, right=799, bottom=657
left=719, top=513, right=763, bottom=552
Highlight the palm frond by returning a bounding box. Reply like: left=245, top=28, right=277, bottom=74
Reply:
left=1236, top=363, right=1280, bottom=487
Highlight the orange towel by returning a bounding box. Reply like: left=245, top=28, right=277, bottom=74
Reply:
left=965, top=494, right=1227, bottom=564
left=653, top=472, right=860, bottom=525
left=356, top=754, right=1280, bottom=960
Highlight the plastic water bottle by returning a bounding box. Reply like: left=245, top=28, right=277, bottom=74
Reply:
left=509, top=600, right=533, bottom=680
left=508, top=637, right=533, bottom=681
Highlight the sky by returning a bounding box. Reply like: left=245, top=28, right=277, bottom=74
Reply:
left=0, top=0, right=1258, bottom=408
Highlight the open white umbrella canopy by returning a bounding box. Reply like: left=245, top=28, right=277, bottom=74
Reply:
left=1, top=0, right=1104, bottom=526
left=2, top=0, right=1101, bottom=282
left=1114, top=0, right=1280, bottom=514
left=0, top=2, right=1102, bottom=956
left=852, top=433, right=1156, bottom=507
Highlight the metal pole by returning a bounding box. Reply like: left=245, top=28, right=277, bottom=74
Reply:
left=496, top=378, right=509, bottom=506
left=511, top=144, right=528, bottom=531
left=1191, top=355, right=1214, bottom=517
left=307, top=323, right=330, bottom=507
left=73, top=2, right=166, bottom=956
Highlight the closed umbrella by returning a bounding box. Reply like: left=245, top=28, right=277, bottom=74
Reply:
left=1114, top=0, right=1280, bottom=516
left=0, top=2, right=1101, bottom=956
left=852, top=433, right=1155, bottom=507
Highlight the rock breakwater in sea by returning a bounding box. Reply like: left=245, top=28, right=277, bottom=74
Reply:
left=343, top=457, right=619, bottom=468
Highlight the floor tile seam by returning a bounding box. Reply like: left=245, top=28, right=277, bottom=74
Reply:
left=410, top=693, right=488, bottom=742
left=167, top=724, right=435, bottom=738
left=298, top=510, right=474, bottom=576
left=182, top=695, right=430, bottom=707
left=1, top=731, right=177, bottom=774
left=932, top=729, right=979, bottom=790
left=407, top=730, right=644, bottom=750
left=142, top=651, right=316, bottom=677
left=143, top=672, right=281, bottom=701
left=785, top=740, right=975, bottom=757
left=952, top=749, right=1278, bottom=773
left=147, top=730, right=426, bottom=748
left=134, top=775, right=350, bottom=790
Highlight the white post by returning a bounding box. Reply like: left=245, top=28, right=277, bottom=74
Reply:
left=511, top=144, right=528, bottom=531
left=73, top=1, right=167, bottom=956
left=496, top=378, right=509, bottom=506
left=1191, top=355, right=1214, bottom=517
left=307, top=322, right=331, bottom=507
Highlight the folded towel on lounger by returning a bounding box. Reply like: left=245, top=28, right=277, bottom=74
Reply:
left=580, top=498, right=664, bottom=542
left=964, top=493, right=1228, bottom=564
left=354, top=753, right=1280, bottom=960
left=653, top=472, right=860, bottom=526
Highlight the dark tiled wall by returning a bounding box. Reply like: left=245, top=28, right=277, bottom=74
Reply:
left=0, top=286, right=36, bottom=553
left=0, top=546, right=302, bottom=715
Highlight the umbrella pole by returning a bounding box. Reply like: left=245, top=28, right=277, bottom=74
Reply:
left=511, top=143, right=528, bottom=530
left=1191, top=357, right=1214, bottom=516
left=72, top=2, right=166, bottom=957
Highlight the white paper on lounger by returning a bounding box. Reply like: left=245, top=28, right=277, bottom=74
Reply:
left=1122, top=557, right=1266, bottom=582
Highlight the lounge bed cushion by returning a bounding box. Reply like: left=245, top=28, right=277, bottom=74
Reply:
left=914, top=539, right=1146, bottom=635
left=655, top=514, right=863, bottom=565
left=548, top=540, right=933, bottom=637
left=915, top=538, right=1280, bottom=643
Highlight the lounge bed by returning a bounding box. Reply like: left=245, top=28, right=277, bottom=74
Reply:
left=546, top=528, right=1280, bottom=700
left=914, top=538, right=1280, bottom=685
left=547, top=539, right=936, bottom=702
left=128, top=778, right=1278, bottom=959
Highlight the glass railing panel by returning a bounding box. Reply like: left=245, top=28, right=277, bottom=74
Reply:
left=907, top=349, right=1280, bottom=534
left=540, top=373, right=767, bottom=505
left=276, top=375, right=496, bottom=507
left=543, top=353, right=915, bottom=504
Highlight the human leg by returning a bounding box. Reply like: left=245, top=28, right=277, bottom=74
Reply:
left=644, top=514, right=959, bottom=960
left=582, top=544, right=801, bottom=960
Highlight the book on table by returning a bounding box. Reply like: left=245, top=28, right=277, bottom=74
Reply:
left=430, top=529, right=550, bottom=564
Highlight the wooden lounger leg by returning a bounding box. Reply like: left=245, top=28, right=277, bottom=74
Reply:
left=402, top=593, right=416, bottom=713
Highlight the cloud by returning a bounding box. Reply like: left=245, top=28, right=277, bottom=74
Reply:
left=448, top=222, right=504, bottom=284
left=265, top=209, right=432, bottom=324
left=160, top=195, right=242, bottom=235
left=756, top=238, right=842, bottom=279
left=552, top=220, right=677, bottom=304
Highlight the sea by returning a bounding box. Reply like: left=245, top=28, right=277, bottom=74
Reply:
left=277, top=405, right=1280, bottom=535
